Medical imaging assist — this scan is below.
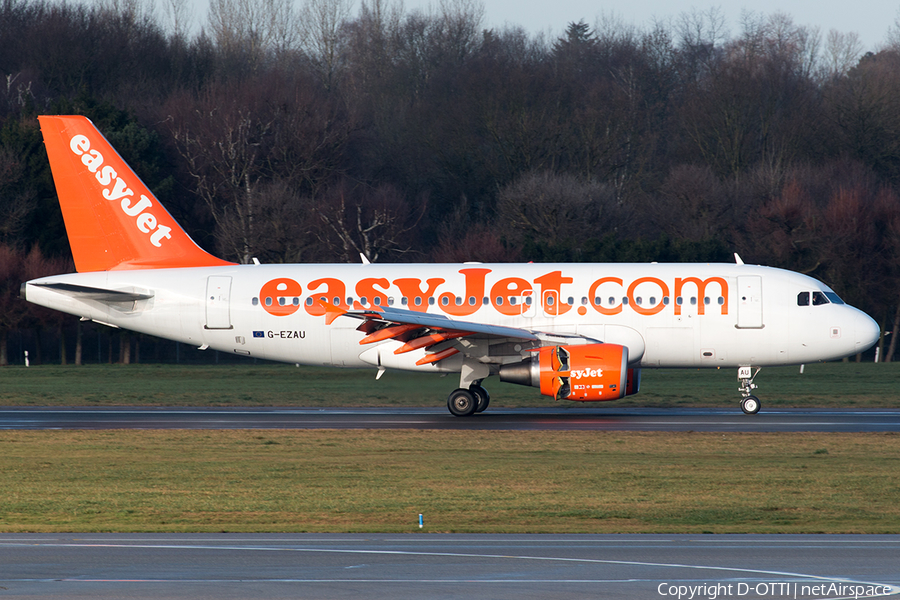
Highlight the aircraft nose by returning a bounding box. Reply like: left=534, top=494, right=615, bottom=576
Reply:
left=854, top=310, right=880, bottom=353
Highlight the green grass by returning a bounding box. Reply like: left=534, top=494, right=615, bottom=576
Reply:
left=0, top=361, right=896, bottom=408
left=1, top=430, right=898, bottom=533
left=0, top=362, right=896, bottom=534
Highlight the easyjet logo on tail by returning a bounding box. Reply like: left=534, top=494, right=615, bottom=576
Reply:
left=69, top=135, right=172, bottom=247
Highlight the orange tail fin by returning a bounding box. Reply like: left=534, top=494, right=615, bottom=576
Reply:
left=39, top=115, right=234, bottom=272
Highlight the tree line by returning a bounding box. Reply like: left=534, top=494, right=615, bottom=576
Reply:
left=2, top=0, right=900, bottom=364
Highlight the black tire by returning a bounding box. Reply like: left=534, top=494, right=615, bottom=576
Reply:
left=447, top=388, right=478, bottom=417
left=741, top=395, right=761, bottom=415
left=471, top=385, right=490, bottom=413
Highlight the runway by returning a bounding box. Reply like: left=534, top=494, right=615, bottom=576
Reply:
left=2, top=407, right=900, bottom=432
left=6, top=410, right=898, bottom=599
left=2, top=534, right=899, bottom=599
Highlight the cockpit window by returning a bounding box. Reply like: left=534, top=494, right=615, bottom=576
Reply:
left=799, top=290, right=845, bottom=306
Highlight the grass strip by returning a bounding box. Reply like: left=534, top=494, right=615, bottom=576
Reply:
left=0, top=361, right=897, bottom=408
left=1, top=430, right=898, bottom=533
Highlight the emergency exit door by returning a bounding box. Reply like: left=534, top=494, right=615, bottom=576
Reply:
left=736, top=275, right=763, bottom=328
left=205, top=276, right=233, bottom=330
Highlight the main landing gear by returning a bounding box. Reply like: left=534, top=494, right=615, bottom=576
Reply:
left=446, top=384, right=490, bottom=417
left=738, top=366, right=761, bottom=414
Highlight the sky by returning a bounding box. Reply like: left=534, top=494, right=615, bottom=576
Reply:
left=468, top=0, right=897, bottom=51
left=180, top=0, right=898, bottom=52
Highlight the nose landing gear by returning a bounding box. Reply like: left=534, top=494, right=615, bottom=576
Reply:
left=738, top=366, right=761, bottom=414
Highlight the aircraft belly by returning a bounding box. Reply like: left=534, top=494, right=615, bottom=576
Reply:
left=644, top=326, right=696, bottom=366
left=330, top=326, right=366, bottom=367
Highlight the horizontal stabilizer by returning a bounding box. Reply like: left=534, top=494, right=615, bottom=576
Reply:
left=33, top=282, right=154, bottom=304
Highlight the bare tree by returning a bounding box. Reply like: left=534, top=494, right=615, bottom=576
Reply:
left=0, top=245, right=26, bottom=366
left=161, top=0, right=193, bottom=40
left=207, top=0, right=301, bottom=68
left=885, top=8, right=900, bottom=50
left=676, top=6, right=728, bottom=53
left=300, top=0, right=355, bottom=88
left=822, top=29, right=863, bottom=80
left=316, top=179, right=424, bottom=262
left=0, top=148, right=35, bottom=247
left=824, top=50, right=900, bottom=182
left=495, top=171, right=621, bottom=250
left=652, top=164, right=731, bottom=242
left=166, top=70, right=353, bottom=262
left=170, top=104, right=274, bottom=263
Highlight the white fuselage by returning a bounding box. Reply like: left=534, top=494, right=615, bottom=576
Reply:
left=24, top=262, right=880, bottom=373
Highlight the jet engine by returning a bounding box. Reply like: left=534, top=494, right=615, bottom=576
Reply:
left=499, top=343, right=636, bottom=401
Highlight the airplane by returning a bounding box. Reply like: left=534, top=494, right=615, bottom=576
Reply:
left=21, top=115, right=881, bottom=416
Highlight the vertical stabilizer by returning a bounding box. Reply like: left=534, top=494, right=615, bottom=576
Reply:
left=39, top=115, right=234, bottom=272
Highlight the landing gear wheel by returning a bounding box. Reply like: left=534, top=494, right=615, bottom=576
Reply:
left=471, top=385, right=490, bottom=413
left=741, top=395, right=761, bottom=415
left=447, top=388, right=478, bottom=417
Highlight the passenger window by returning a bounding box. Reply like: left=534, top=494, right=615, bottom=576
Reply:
left=797, top=292, right=809, bottom=306
left=252, top=297, right=259, bottom=306
left=812, top=291, right=829, bottom=306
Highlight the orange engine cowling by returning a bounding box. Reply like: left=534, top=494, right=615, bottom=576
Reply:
left=499, top=343, right=631, bottom=402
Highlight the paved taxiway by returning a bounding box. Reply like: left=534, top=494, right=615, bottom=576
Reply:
left=2, top=534, right=899, bottom=599
left=6, top=411, right=898, bottom=599
left=2, top=407, right=900, bottom=432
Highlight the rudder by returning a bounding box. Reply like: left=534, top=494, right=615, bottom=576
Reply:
left=39, top=115, right=234, bottom=272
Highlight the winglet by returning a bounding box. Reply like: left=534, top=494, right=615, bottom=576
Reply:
left=39, top=115, right=235, bottom=272
left=316, top=298, right=349, bottom=325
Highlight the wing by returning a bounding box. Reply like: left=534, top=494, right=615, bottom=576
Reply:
left=322, top=301, right=593, bottom=367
